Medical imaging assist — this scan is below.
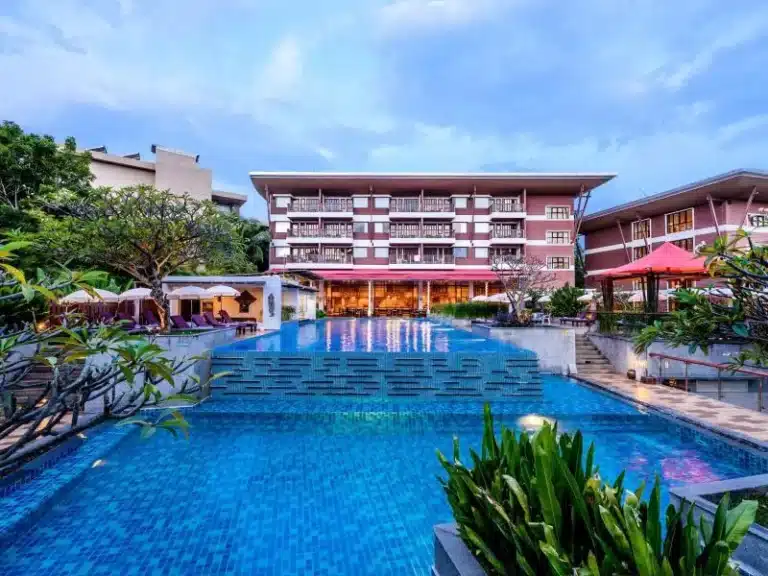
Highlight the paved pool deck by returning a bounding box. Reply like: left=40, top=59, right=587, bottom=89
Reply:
left=573, top=371, right=768, bottom=449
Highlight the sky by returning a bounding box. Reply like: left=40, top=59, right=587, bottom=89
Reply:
left=3, top=0, right=768, bottom=222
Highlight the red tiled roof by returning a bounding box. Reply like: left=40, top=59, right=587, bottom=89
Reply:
left=600, top=242, right=708, bottom=279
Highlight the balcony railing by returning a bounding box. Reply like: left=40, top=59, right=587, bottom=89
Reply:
left=390, top=198, right=453, bottom=212
left=491, top=199, right=524, bottom=212
left=290, top=226, right=352, bottom=238
left=390, top=226, right=453, bottom=238
left=287, top=253, right=353, bottom=264
left=289, top=198, right=353, bottom=212
left=491, top=251, right=521, bottom=261
left=389, top=251, right=454, bottom=264
left=491, top=227, right=524, bottom=238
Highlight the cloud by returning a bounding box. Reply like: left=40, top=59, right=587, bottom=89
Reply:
left=258, top=36, right=303, bottom=102
left=377, top=0, right=501, bottom=35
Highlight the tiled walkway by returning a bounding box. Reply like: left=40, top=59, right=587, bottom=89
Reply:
left=573, top=370, right=768, bottom=448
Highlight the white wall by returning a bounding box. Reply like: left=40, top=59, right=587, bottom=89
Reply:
left=261, top=276, right=282, bottom=330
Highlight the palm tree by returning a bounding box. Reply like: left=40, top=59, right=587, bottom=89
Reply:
left=239, top=219, right=271, bottom=271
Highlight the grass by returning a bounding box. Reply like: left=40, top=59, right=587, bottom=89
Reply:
left=704, top=489, right=768, bottom=528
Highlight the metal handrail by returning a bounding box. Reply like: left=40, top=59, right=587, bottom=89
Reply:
left=648, top=352, right=764, bottom=411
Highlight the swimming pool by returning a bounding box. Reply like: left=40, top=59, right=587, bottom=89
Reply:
left=222, top=318, right=524, bottom=353
left=2, top=376, right=767, bottom=576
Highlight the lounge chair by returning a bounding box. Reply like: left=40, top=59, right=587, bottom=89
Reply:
left=142, top=309, right=161, bottom=329
left=190, top=314, right=212, bottom=328
left=170, top=315, right=194, bottom=330
left=219, top=311, right=258, bottom=332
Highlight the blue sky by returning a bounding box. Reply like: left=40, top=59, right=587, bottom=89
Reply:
left=3, top=0, right=768, bottom=221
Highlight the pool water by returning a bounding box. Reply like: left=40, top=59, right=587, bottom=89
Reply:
left=2, top=377, right=767, bottom=576
left=222, top=318, right=524, bottom=353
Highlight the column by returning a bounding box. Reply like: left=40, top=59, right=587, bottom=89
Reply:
left=318, top=280, right=326, bottom=311
left=418, top=281, right=424, bottom=311
left=426, top=281, right=431, bottom=315
left=485, top=281, right=489, bottom=297
left=368, top=280, right=373, bottom=317
left=468, top=282, right=474, bottom=301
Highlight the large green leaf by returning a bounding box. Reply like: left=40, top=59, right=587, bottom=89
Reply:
left=623, top=503, right=655, bottom=576
left=534, top=445, right=562, bottom=533
left=723, top=499, right=758, bottom=551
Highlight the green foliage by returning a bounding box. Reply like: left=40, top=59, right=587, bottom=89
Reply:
left=438, top=405, right=757, bottom=575
left=634, top=232, right=768, bottom=366
left=237, top=218, right=271, bottom=272
left=316, top=310, right=327, bottom=319
left=433, top=301, right=505, bottom=319
left=548, top=284, right=586, bottom=318
left=282, top=305, right=296, bottom=321
left=0, top=121, right=92, bottom=210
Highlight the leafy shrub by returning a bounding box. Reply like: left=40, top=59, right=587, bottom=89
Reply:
left=437, top=405, right=757, bottom=575
left=433, top=301, right=505, bottom=319
left=316, top=309, right=327, bottom=319
left=281, top=305, right=296, bottom=321
left=493, top=311, right=531, bottom=327
left=547, top=283, right=587, bottom=318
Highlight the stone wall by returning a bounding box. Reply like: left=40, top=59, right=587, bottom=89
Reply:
left=471, top=324, right=577, bottom=375
left=588, top=333, right=747, bottom=380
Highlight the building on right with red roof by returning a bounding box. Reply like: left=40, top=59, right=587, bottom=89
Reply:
left=581, top=170, right=768, bottom=290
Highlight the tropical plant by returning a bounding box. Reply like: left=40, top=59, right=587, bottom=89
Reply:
left=34, top=185, right=250, bottom=330
left=432, top=301, right=505, bottom=319
left=316, top=309, right=327, bottom=319
left=547, top=283, right=586, bottom=318
left=281, top=305, right=296, bottom=321
left=0, top=243, right=219, bottom=470
left=237, top=218, right=271, bottom=271
left=491, top=255, right=556, bottom=321
left=437, top=405, right=757, bottom=575
left=634, top=232, right=768, bottom=367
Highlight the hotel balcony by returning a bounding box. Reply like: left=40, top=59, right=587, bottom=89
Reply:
left=490, top=198, right=525, bottom=218
left=490, top=226, right=525, bottom=244
left=389, top=249, right=455, bottom=267
left=491, top=249, right=522, bottom=262
left=285, top=251, right=354, bottom=268
left=286, top=225, right=353, bottom=244
left=287, top=198, right=353, bottom=218
left=389, top=224, right=455, bottom=244
left=389, top=197, right=455, bottom=219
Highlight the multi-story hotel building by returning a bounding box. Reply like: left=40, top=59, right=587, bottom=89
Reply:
left=582, top=169, right=768, bottom=290
left=250, top=172, right=614, bottom=315
left=88, top=145, right=248, bottom=215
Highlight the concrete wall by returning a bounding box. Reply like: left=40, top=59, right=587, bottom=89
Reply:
left=261, top=276, right=282, bottom=330
left=154, top=148, right=212, bottom=202
left=472, top=324, right=576, bottom=374
left=90, top=160, right=155, bottom=189
left=588, top=333, right=747, bottom=379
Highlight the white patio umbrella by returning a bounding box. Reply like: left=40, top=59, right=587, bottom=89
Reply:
left=167, top=286, right=210, bottom=299
left=629, top=290, right=670, bottom=304
left=118, top=287, right=152, bottom=301
left=61, top=289, right=119, bottom=304
left=205, top=285, right=241, bottom=298
left=206, top=285, right=241, bottom=314
left=578, top=291, right=598, bottom=302
left=472, top=295, right=489, bottom=302
left=487, top=292, right=511, bottom=303
left=538, top=293, right=552, bottom=303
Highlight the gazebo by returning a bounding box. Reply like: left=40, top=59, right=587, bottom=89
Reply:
left=599, top=242, right=708, bottom=313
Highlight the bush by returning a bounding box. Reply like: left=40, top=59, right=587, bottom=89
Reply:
left=281, top=305, right=296, bottom=321
left=438, top=405, right=757, bottom=575
left=548, top=283, right=587, bottom=318
left=432, top=301, right=505, bottom=319
left=316, top=309, right=327, bottom=319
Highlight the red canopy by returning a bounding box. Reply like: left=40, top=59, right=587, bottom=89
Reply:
left=271, top=268, right=498, bottom=281
left=600, top=242, right=708, bottom=279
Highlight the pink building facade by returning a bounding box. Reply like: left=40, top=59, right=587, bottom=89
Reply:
left=582, top=170, right=768, bottom=290
left=250, top=172, right=614, bottom=315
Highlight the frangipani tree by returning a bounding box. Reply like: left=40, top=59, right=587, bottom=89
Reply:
left=491, top=255, right=555, bottom=320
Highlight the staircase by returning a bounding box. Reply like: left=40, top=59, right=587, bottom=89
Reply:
left=576, top=334, right=616, bottom=377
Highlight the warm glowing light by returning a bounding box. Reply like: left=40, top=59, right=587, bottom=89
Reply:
left=91, top=459, right=106, bottom=468
left=36, top=322, right=47, bottom=332
left=517, top=414, right=554, bottom=430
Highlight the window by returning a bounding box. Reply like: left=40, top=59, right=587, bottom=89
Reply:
left=353, top=222, right=368, bottom=233
left=374, top=196, right=390, bottom=209
left=275, top=246, right=289, bottom=258
left=453, top=197, right=468, bottom=209
left=668, top=279, right=692, bottom=290
left=474, top=222, right=490, bottom=234
left=353, top=247, right=368, bottom=258
left=373, top=222, right=390, bottom=234
left=547, top=256, right=570, bottom=270
left=474, top=197, right=490, bottom=209
left=475, top=247, right=488, bottom=258
left=453, top=222, right=467, bottom=234
left=666, top=208, right=694, bottom=234
left=275, top=196, right=291, bottom=208
left=546, top=206, right=570, bottom=219
left=632, top=245, right=649, bottom=261
left=671, top=238, right=694, bottom=252
left=546, top=231, right=570, bottom=244
left=631, top=219, right=651, bottom=241
left=275, top=221, right=290, bottom=233
left=632, top=279, right=644, bottom=291
left=749, top=214, right=768, bottom=227
left=353, top=197, right=369, bottom=208
left=453, top=247, right=468, bottom=258
left=374, top=247, right=389, bottom=258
